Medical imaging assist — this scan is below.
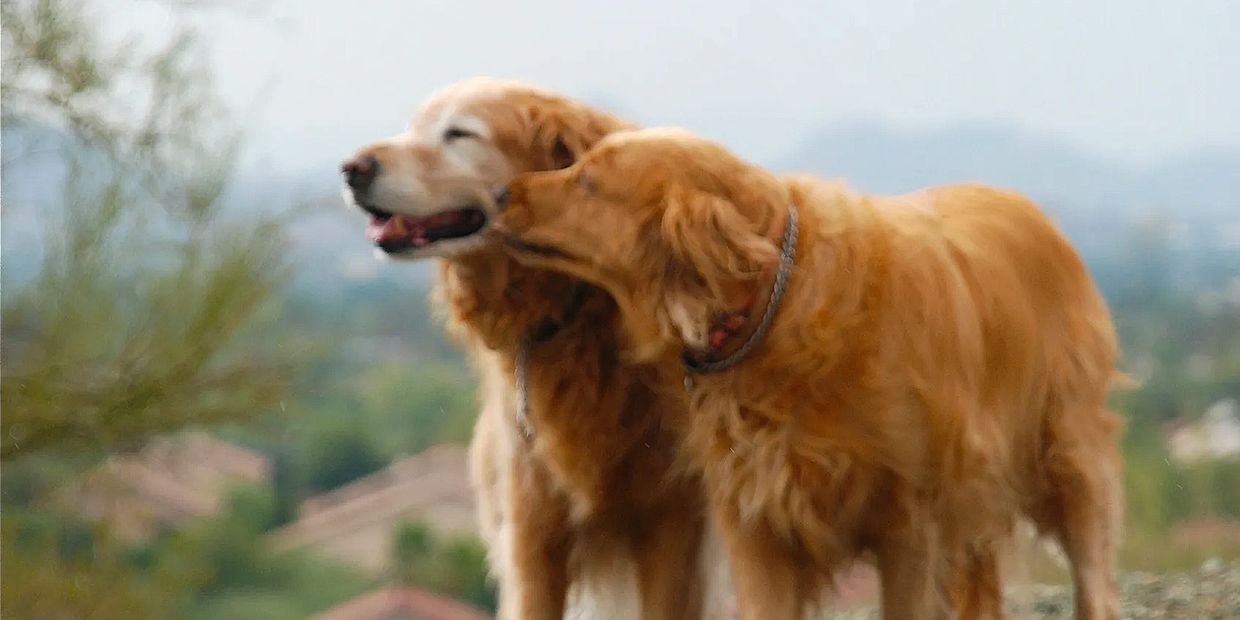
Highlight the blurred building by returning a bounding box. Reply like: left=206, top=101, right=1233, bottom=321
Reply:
left=67, top=431, right=271, bottom=542
left=266, top=444, right=476, bottom=575
left=310, top=585, right=490, bottom=620
left=1167, top=398, right=1240, bottom=463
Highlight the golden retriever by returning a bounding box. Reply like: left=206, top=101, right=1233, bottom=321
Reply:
left=495, top=127, right=1126, bottom=620
left=341, top=82, right=721, bottom=620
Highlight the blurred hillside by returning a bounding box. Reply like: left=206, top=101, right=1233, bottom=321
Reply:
left=9, top=115, right=1239, bottom=298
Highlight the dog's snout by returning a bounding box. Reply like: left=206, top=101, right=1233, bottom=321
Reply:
left=342, top=155, right=379, bottom=192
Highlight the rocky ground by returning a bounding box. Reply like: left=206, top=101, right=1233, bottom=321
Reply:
left=824, top=558, right=1240, bottom=619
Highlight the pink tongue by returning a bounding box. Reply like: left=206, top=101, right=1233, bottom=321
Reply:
left=366, top=215, right=426, bottom=245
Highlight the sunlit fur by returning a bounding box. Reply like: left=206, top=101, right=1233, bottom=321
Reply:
left=351, top=82, right=718, bottom=619
left=498, top=128, right=1126, bottom=620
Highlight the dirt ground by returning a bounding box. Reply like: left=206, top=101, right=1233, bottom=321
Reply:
left=823, top=558, right=1240, bottom=619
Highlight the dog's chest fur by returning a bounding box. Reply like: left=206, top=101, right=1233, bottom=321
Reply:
left=686, top=383, right=895, bottom=567
left=522, top=323, right=686, bottom=522
left=439, top=256, right=696, bottom=524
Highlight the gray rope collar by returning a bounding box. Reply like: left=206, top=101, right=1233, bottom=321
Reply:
left=516, top=333, right=534, bottom=440
left=683, top=202, right=799, bottom=384
left=514, top=282, right=589, bottom=440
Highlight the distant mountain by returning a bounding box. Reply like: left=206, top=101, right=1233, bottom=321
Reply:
left=7, top=118, right=1237, bottom=300
left=0, top=120, right=436, bottom=295
left=773, top=121, right=1240, bottom=286
left=777, top=120, right=1239, bottom=219
left=2, top=120, right=89, bottom=285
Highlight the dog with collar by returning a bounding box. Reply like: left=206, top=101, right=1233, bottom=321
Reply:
left=495, top=127, right=1125, bottom=620
left=342, top=82, right=723, bottom=620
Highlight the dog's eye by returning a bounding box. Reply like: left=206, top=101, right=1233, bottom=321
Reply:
left=443, top=126, right=477, bottom=142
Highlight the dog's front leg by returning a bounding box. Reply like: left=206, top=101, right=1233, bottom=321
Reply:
left=875, top=519, right=947, bottom=620
left=715, top=505, right=805, bottom=620
left=633, top=498, right=709, bottom=620
left=498, top=448, right=572, bottom=620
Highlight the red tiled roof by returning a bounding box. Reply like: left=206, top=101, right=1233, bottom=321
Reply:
left=264, top=445, right=476, bottom=574
left=65, top=432, right=270, bottom=541
left=310, top=586, right=491, bottom=620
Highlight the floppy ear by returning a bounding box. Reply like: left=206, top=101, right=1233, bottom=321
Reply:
left=660, top=187, right=779, bottom=301
left=549, top=136, right=575, bottom=170
left=531, top=106, right=627, bottom=170
left=535, top=113, right=591, bottom=169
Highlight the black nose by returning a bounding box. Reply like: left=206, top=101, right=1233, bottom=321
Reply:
left=494, top=187, right=510, bottom=210
left=342, top=155, right=379, bottom=192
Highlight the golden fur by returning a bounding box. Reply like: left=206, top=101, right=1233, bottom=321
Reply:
left=497, top=127, right=1126, bottom=619
left=344, top=83, right=715, bottom=619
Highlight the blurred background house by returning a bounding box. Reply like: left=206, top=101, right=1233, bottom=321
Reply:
left=1167, top=399, right=1240, bottom=463
left=310, top=585, right=492, bottom=620
left=66, top=432, right=272, bottom=542
left=267, top=445, right=475, bottom=574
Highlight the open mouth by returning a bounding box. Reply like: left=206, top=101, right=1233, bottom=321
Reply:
left=364, top=205, right=488, bottom=253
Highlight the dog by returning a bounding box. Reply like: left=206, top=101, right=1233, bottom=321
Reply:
left=495, top=127, right=1126, bottom=620
left=341, top=82, right=721, bottom=619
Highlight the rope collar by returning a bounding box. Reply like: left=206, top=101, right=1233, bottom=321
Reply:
left=682, top=203, right=799, bottom=387
left=515, top=281, right=590, bottom=439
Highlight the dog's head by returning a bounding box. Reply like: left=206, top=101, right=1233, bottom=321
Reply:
left=495, top=128, right=787, bottom=357
left=341, top=77, right=630, bottom=259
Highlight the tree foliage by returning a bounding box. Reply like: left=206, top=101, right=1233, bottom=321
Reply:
left=392, top=520, right=496, bottom=612
left=1, top=486, right=376, bottom=620
left=1, top=0, right=292, bottom=460
left=302, top=420, right=387, bottom=493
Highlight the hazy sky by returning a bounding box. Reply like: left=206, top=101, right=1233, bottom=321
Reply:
left=105, top=0, right=1238, bottom=171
